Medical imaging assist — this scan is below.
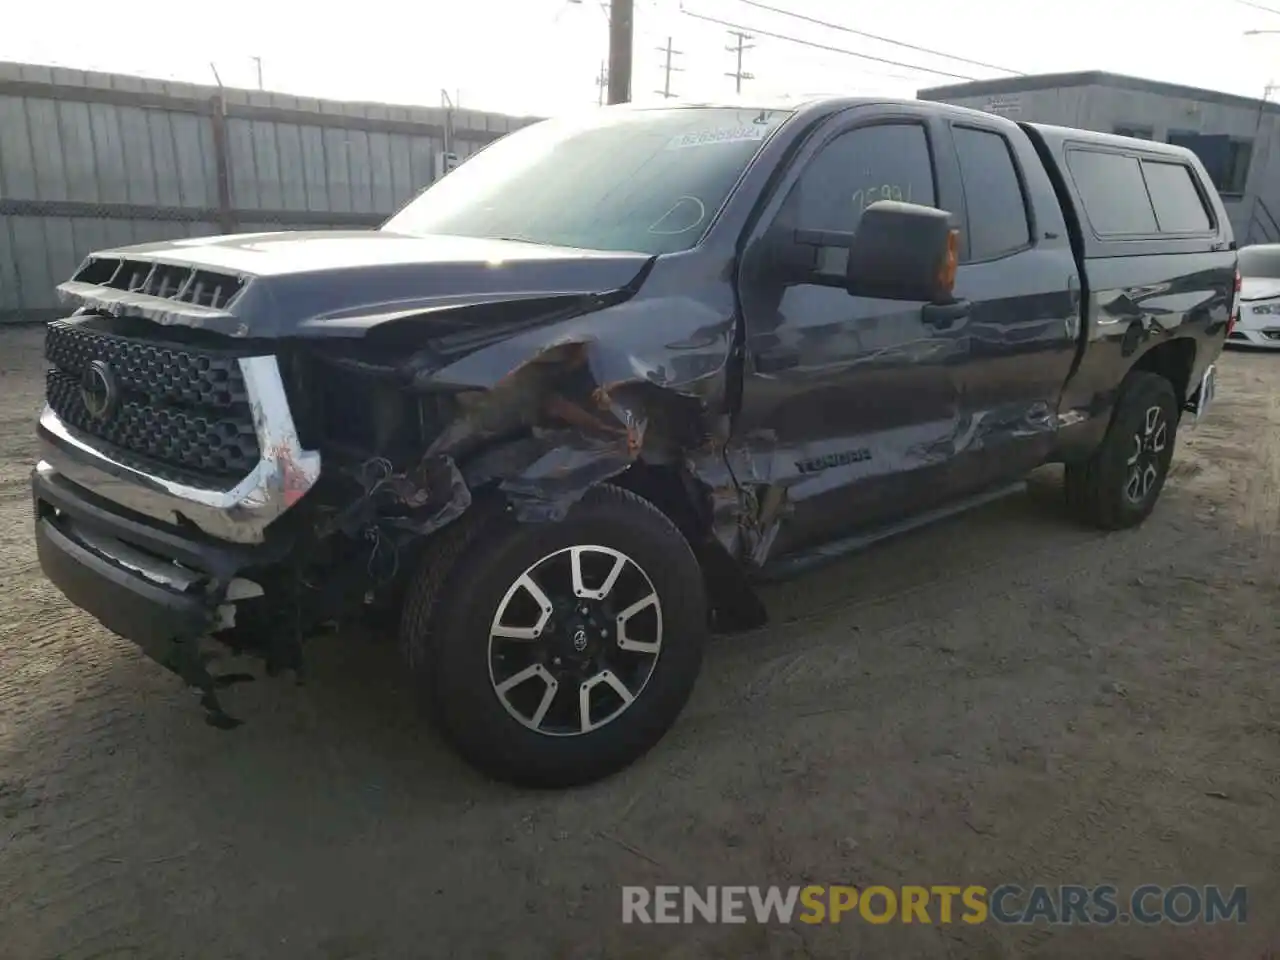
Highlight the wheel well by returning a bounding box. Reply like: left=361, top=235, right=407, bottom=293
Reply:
left=611, top=460, right=708, bottom=544
left=1131, top=338, right=1196, bottom=404
left=611, top=460, right=768, bottom=633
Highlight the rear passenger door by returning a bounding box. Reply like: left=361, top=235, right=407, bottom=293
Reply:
left=944, top=120, right=1081, bottom=492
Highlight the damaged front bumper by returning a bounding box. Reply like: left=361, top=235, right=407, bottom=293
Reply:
left=32, top=462, right=289, bottom=726
left=36, top=354, right=320, bottom=546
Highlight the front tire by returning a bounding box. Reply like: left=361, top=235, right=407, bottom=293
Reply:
left=400, top=485, right=707, bottom=788
left=1065, top=371, right=1180, bottom=530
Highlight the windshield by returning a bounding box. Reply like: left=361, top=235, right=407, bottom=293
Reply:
left=1239, top=244, right=1280, bottom=279
left=382, top=107, right=790, bottom=255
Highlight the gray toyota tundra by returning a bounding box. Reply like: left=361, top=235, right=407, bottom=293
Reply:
left=32, top=98, right=1234, bottom=786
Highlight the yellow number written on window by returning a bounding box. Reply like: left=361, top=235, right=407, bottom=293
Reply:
left=852, top=183, right=914, bottom=213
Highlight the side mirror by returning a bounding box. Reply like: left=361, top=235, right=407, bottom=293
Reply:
left=845, top=200, right=958, bottom=303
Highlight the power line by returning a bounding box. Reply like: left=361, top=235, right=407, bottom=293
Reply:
left=656, top=36, right=685, bottom=98
left=1235, top=0, right=1280, bottom=15
left=680, top=7, right=981, bottom=81
left=725, top=29, right=756, bottom=93
left=732, top=0, right=1024, bottom=75
left=740, top=36, right=924, bottom=83
left=759, top=49, right=921, bottom=84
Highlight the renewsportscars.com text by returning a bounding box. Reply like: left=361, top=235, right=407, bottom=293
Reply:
left=621, top=884, right=1247, bottom=926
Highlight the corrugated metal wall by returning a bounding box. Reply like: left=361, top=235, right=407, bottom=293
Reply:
left=0, top=61, right=540, bottom=322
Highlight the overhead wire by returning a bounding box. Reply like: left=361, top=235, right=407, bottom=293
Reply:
left=1235, top=0, right=1280, bottom=16
left=678, top=6, right=983, bottom=81
left=732, top=0, right=1025, bottom=75
left=750, top=47, right=924, bottom=86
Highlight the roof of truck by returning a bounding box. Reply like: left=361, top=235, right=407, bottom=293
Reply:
left=611, top=96, right=1009, bottom=121
left=1024, top=122, right=1205, bottom=164
left=604, top=96, right=824, bottom=113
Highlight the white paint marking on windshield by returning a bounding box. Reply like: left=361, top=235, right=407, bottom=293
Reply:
left=665, top=126, right=770, bottom=150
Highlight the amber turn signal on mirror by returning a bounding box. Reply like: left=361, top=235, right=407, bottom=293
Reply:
left=936, top=228, right=959, bottom=299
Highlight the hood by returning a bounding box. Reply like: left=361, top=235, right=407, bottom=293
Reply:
left=1240, top=276, right=1280, bottom=302
left=56, top=230, right=654, bottom=338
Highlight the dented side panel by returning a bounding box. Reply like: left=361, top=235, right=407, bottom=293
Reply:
left=731, top=303, right=973, bottom=562
left=724, top=102, right=1087, bottom=570
left=730, top=104, right=976, bottom=563
left=415, top=253, right=743, bottom=524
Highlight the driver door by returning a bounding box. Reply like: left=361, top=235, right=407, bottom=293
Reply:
left=733, top=107, right=971, bottom=563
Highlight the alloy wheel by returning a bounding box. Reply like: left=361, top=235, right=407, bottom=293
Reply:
left=487, top=545, right=663, bottom=737
left=1125, top=404, right=1169, bottom=504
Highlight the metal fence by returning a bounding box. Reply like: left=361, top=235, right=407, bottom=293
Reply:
left=0, top=61, right=539, bottom=322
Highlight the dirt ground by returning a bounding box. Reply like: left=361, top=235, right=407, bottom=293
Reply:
left=0, top=324, right=1277, bottom=960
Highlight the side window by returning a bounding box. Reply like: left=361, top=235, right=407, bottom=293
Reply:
left=1141, top=160, right=1213, bottom=233
left=1066, top=149, right=1158, bottom=236
left=951, top=126, right=1031, bottom=261
left=788, top=123, right=937, bottom=232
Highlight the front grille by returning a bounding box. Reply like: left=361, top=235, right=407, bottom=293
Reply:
left=45, top=320, right=249, bottom=408
left=45, top=320, right=261, bottom=483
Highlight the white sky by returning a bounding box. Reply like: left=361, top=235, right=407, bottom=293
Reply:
left=4, top=0, right=1280, bottom=116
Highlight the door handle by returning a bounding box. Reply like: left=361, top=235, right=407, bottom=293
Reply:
left=921, top=299, right=972, bottom=328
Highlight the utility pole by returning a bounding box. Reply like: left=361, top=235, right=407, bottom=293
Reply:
left=607, top=0, right=634, bottom=104
left=251, top=56, right=263, bottom=91
left=440, top=89, right=455, bottom=158
left=725, top=30, right=755, bottom=94
left=655, top=36, right=684, bottom=99
left=596, top=61, right=609, bottom=106
left=1244, top=30, right=1280, bottom=101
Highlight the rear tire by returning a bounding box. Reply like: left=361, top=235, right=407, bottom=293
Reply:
left=1065, top=371, right=1179, bottom=530
left=399, top=485, right=707, bottom=788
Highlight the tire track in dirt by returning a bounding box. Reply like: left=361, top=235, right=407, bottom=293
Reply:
left=688, top=486, right=1225, bottom=727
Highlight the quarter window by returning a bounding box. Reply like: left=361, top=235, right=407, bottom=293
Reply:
left=1141, top=161, right=1212, bottom=233
left=1066, top=149, right=1159, bottom=236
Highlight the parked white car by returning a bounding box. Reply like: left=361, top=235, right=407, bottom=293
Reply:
left=1232, top=244, right=1280, bottom=349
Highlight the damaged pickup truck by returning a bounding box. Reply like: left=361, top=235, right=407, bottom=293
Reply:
left=33, top=98, right=1234, bottom=786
